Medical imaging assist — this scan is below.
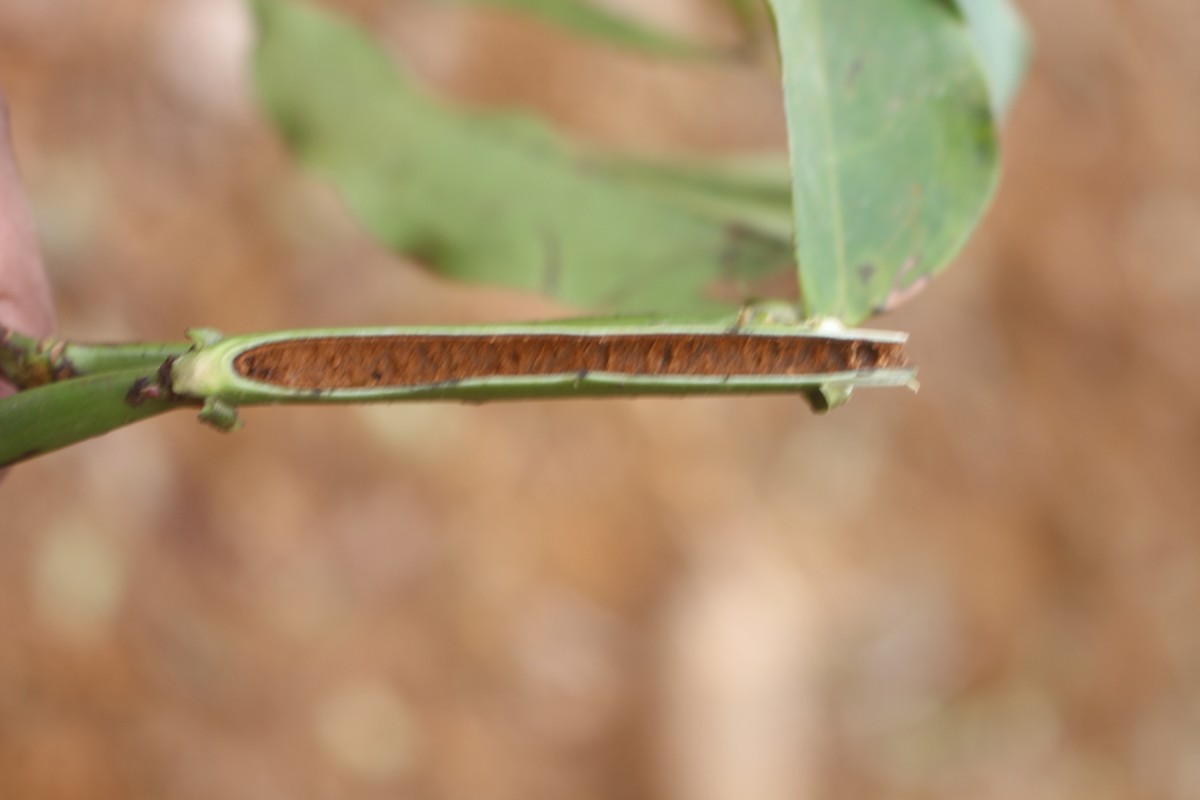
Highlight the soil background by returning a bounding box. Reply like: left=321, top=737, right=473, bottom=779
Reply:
left=2, top=1, right=1199, bottom=798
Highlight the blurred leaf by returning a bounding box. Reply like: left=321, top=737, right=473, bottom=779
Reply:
left=722, top=0, right=763, bottom=27
left=588, top=153, right=794, bottom=241
left=720, top=0, right=773, bottom=39
left=766, top=0, right=1006, bottom=323
left=251, top=0, right=794, bottom=314
left=436, top=0, right=712, bottom=58
left=952, top=0, right=1031, bottom=117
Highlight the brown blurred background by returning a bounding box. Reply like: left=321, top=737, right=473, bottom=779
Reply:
left=2, top=0, right=1199, bottom=798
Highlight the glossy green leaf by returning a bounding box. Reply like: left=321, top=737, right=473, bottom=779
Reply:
left=768, top=0, right=1005, bottom=323
left=438, top=0, right=710, bottom=58
left=251, top=0, right=792, bottom=314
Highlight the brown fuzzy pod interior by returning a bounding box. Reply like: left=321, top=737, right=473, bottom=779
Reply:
left=232, top=334, right=908, bottom=390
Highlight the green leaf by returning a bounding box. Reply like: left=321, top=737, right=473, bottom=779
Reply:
left=437, top=0, right=711, bottom=58
left=768, top=0, right=1006, bottom=323
left=952, top=0, right=1031, bottom=117
left=586, top=153, right=794, bottom=242
left=251, top=0, right=792, bottom=314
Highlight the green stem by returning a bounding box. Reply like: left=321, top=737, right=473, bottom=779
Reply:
left=1, top=326, right=188, bottom=388
left=0, top=367, right=187, bottom=467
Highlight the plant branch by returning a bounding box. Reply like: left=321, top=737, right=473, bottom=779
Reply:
left=0, top=366, right=189, bottom=467
left=1, top=326, right=188, bottom=389
left=0, top=315, right=917, bottom=467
